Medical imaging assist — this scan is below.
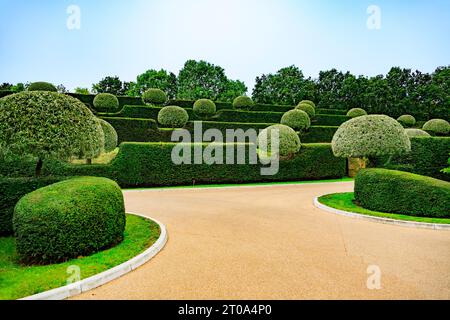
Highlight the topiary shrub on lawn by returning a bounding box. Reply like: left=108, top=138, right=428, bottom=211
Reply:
left=233, top=96, right=255, bottom=110
left=355, top=168, right=450, bottom=218
left=405, top=128, right=431, bottom=138
left=258, top=124, right=301, bottom=158
left=158, top=106, right=189, bottom=128
left=93, top=93, right=120, bottom=113
left=142, top=88, right=167, bottom=105
left=280, top=109, right=311, bottom=132
left=347, top=108, right=368, bottom=118
left=13, top=177, right=126, bottom=265
left=397, top=115, right=416, bottom=128
left=423, top=119, right=450, bottom=136
left=28, top=82, right=57, bottom=92
left=193, top=99, right=216, bottom=118
left=98, top=118, right=118, bottom=152
left=295, top=102, right=315, bottom=118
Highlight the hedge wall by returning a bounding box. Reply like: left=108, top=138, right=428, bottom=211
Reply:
left=313, top=115, right=350, bottom=126
left=0, top=90, right=14, bottom=99
left=101, top=117, right=160, bottom=143
left=67, top=93, right=143, bottom=110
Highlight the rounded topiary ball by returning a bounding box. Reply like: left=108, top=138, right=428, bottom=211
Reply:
left=397, top=115, right=416, bottom=128
left=332, top=115, right=411, bottom=158
left=142, top=88, right=167, bottom=105
left=280, top=109, right=311, bottom=131
left=158, top=106, right=189, bottom=128
left=28, top=82, right=57, bottom=92
left=98, top=118, right=118, bottom=152
left=295, top=102, right=315, bottom=118
left=93, top=93, right=120, bottom=112
left=404, top=128, right=431, bottom=138
left=300, top=100, right=316, bottom=109
left=258, top=124, right=301, bottom=157
left=233, top=96, right=255, bottom=110
left=347, top=108, right=368, bottom=118
left=193, top=99, right=216, bottom=117
left=423, top=119, right=450, bottom=135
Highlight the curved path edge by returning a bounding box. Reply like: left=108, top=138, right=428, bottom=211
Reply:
left=20, top=213, right=168, bottom=300
left=314, top=197, right=450, bottom=231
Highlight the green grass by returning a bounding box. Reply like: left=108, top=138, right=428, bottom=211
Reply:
left=319, top=192, right=450, bottom=224
left=0, top=214, right=160, bottom=300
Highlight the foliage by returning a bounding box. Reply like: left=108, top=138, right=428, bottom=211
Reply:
left=92, top=76, right=131, bottom=96
left=98, top=118, right=118, bottom=152
left=258, top=124, right=301, bottom=157
left=93, top=93, right=120, bottom=112
left=405, top=128, right=431, bottom=138
left=346, top=108, right=367, bottom=118
left=28, top=82, right=57, bottom=92
left=233, top=96, right=255, bottom=110
left=423, top=119, right=450, bottom=135
left=280, top=109, right=311, bottom=132
left=157, top=106, right=189, bottom=128
left=397, top=114, right=416, bottom=127
left=296, top=102, right=316, bottom=118
left=128, top=69, right=177, bottom=99
left=193, top=99, right=217, bottom=117
left=300, top=100, right=316, bottom=109
left=74, top=87, right=90, bottom=95
left=142, top=88, right=168, bottom=105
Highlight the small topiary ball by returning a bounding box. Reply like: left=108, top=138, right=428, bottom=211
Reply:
left=295, top=102, right=316, bottom=118
left=193, top=99, right=217, bottom=117
left=404, top=128, right=431, bottom=138
left=98, top=118, right=118, bottom=152
left=280, top=109, right=311, bottom=131
left=28, top=82, right=57, bottom=92
left=142, top=88, right=168, bottom=105
left=158, top=106, right=189, bottom=128
left=423, top=119, right=450, bottom=135
left=397, top=115, right=416, bottom=127
left=258, top=124, right=301, bottom=158
left=233, top=96, right=255, bottom=110
left=347, top=108, right=368, bottom=118
left=300, top=100, right=316, bottom=109
left=93, top=93, right=120, bottom=112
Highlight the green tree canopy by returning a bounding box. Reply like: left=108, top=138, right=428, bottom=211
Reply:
left=92, top=76, right=130, bottom=96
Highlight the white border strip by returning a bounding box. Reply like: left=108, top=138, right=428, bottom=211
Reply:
left=314, top=197, right=450, bottom=231
left=20, top=213, right=168, bottom=300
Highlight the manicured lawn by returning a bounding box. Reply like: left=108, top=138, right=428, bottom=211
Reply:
left=319, top=192, right=450, bottom=224
left=0, top=214, right=160, bottom=300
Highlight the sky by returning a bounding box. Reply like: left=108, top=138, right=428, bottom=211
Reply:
left=0, top=0, right=449, bottom=92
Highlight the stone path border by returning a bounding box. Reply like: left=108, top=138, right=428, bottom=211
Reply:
left=314, top=196, right=450, bottom=231
left=20, top=213, right=168, bottom=300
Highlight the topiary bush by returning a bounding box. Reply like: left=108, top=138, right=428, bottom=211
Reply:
left=142, top=88, right=167, bottom=105
left=193, top=99, right=217, bottom=117
left=28, top=82, right=57, bottom=92
left=295, top=102, right=316, bottom=118
left=258, top=124, right=301, bottom=158
left=233, top=96, right=255, bottom=110
left=347, top=108, right=368, bottom=118
left=397, top=115, right=416, bottom=128
left=13, top=177, right=126, bottom=264
left=98, top=118, right=118, bottom=152
left=423, top=119, right=450, bottom=136
left=93, top=93, right=120, bottom=112
left=300, top=100, right=316, bottom=109
left=405, top=128, right=431, bottom=138
left=280, top=109, right=311, bottom=132
left=355, top=168, right=450, bottom=218
left=158, top=106, right=189, bottom=128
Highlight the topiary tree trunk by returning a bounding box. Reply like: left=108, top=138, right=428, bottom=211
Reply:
left=35, top=158, right=43, bottom=176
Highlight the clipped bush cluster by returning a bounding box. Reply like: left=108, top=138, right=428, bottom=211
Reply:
left=142, top=88, right=168, bottom=105
left=258, top=124, right=301, bottom=157
left=193, top=99, right=217, bottom=117
left=280, top=109, right=311, bottom=132
left=98, top=118, right=118, bottom=152
left=157, top=106, right=189, bottom=128
left=423, top=119, right=450, bottom=135
left=300, top=100, right=316, bottom=109
left=346, top=108, right=367, bottom=118
left=233, top=96, right=255, bottom=110
left=28, top=82, right=57, bottom=92
left=296, top=102, right=316, bottom=118
left=355, top=168, right=450, bottom=218
left=397, top=115, right=416, bottom=127
left=93, top=93, right=120, bottom=112
left=405, top=128, right=431, bottom=138
left=13, top=177, right=126, bottom=264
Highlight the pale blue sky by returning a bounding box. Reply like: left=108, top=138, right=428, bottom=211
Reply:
left=0, top=0, right=449, bottom=92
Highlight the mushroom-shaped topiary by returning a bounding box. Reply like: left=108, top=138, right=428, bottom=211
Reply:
left=423, top=119, right=450, bottom=135
left=28, top=82, right=57, bottom=92
left=142, top=88, right=168, bottom=105
left=193, top=99, right=216, bottom=117
left=295, top=102, right=315, bottom=118
left=300, top=100, right=316, bottom=109
left=93, top=93, right=120, bottom=112
left=258, top=124, right=301, bottom=158
left=347, top=108, right=368, bottom=118
left=332, top=115, right=411, bottom=159
left=280, top=109, right=311, bottom=132
left=233, top=96, right=255, bottom=110
left=405, top=128, right=431, bottom=138
left=98, top=118, right=118, bottom=152
left=158, top=106, right=189, bottom=128
left=397, top=115, right=416, bottom=128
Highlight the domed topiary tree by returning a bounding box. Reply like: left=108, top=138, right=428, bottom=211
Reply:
left=142, top=88, right=167, bottom=105
left=258, top=124, right=301, bottom=158
left=397, top=115, right=416, bottom=128
left=233, top=96, right=255, bottom=110
left=158, top=106, right=189, bottom=128
left=28, top=82, right=57, bottom=92
left=347, top=108, right=368, bottom=118
left=93, top=93, right=120, bottom=113
left=300, top=100, right=316, bottom=109
left=0, top=91, right=104, bottom=175
left=405, top=128, right=431, bottom=138
left=193, top=99, right=216, bottom=118
left=423, top=119, right=450, bottom=136
left=295, top=102, right=315, bottom=118
left=280, top=109, right=311, bottom=132
left=98, top=118, right=118, bottom=152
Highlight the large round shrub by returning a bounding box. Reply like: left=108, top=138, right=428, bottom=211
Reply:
left=300, top=100, right=316, bottom=109
left=280, top=109, right=311, bottom=131
left=13, top=177, right=126, bottom=264
left=258, top=124, right=301, bottom=157
left=193, top=99, right=216, bottom=117
left=93, top=93, right=120, bottom=112
left=332, top=115, right=411, bottom=158
left=98, top=118, right=118, bottom=152
left=233, top=96, right=255, bottom=110
left=158, top=106, right=189, bottom=128
left=347, top=108, right=367, bottom=118
left=423, top=119, right=450, bottom=135
left=142, top=88, right=167, bottom=105
left=397, top=115, right=416, bottom=128
left=295, top=102, right=315, bottom=118
left=28, top=82, right=57, bottom=92
left=405, top=128, right=431, bottom=138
